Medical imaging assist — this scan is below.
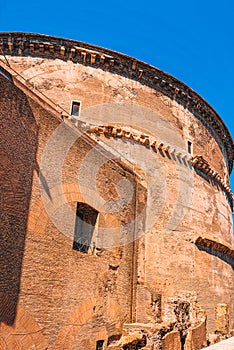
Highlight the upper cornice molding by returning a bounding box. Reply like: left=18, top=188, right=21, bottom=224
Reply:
left=0, top=32, right=233, bottom=173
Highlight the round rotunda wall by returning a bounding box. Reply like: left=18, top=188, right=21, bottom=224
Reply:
left=0, top=32, right=233, bottom=339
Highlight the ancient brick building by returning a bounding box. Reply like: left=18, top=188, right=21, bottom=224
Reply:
left=0, top=32, right=233, bottom=350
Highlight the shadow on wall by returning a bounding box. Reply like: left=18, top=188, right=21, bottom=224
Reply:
left=0, top=71, right=38, bottom=324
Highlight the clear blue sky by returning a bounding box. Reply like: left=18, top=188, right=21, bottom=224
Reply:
left=0, top=0, right=233, bottom=187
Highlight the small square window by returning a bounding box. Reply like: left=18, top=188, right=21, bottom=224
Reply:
left=70, top=101, right=81, bottom=117
left=188, top=141, right=193, bottom=155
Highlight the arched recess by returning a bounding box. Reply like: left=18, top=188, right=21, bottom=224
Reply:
left=27, top=182, right=122, bottom=246
left=54, top=297, right=123, bottom=350
left=27, top=183, right=88, bottom=238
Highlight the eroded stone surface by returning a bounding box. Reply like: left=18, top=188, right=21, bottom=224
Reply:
left=0, top=33, right=233, bottom=349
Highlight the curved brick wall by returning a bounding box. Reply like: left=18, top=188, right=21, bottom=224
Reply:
left=0, top=33, right=233, bottom=348
left=0, top=32, right=233, bottom=173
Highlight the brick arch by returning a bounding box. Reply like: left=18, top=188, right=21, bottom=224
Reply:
left=54, top=298, right=123, bottom=350
left=0, top=306, right=48, bottom=350
left=27, top=183, right=121, bottom=238
left=27, top=183, right=85, bottom=237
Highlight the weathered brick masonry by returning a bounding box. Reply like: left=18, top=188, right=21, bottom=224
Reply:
left=0, top=73, right=38, bottom=325
left=0, top=33, right=233, bottom=349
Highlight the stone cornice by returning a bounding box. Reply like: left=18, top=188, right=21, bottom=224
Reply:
left=195, top=237, right=234, bottom=268
left=191, top=156, right=233, bottom=211
left=0, top=32, right=233, bottom=174
left=69, top=119, right=234, bottom=211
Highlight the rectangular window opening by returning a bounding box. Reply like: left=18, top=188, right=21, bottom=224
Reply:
left=96, top=340, right=104, bottom=350
left=70, top=101, right=81, bottom=117
left=73, top=202, right=99, bottom=254
left=188, top=140, right=193, bottom=155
